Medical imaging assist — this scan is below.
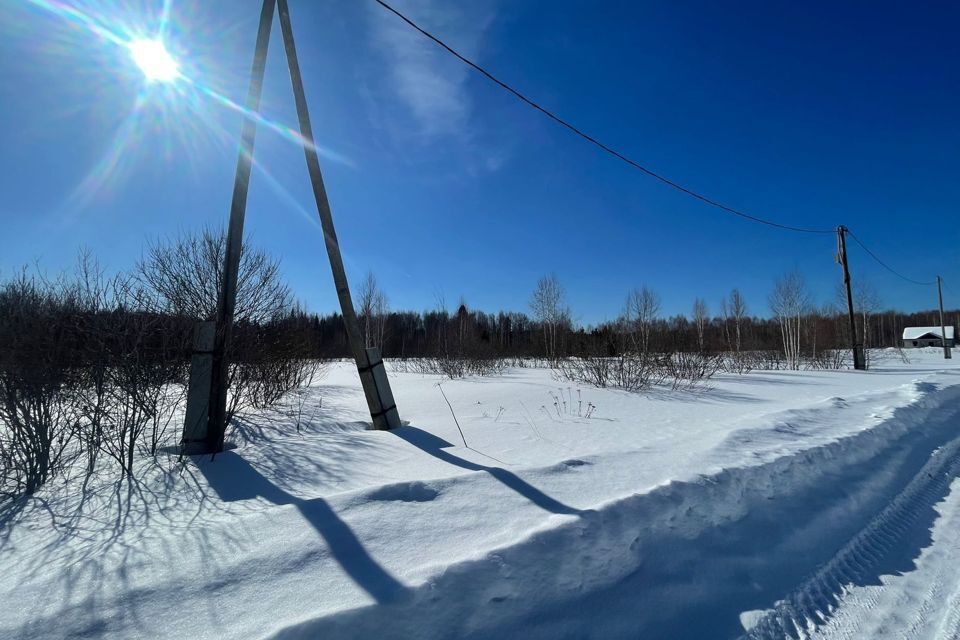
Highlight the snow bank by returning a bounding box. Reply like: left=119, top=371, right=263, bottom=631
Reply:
left=2, top=350, right=960, bottom=639
left=274, top=380, right=960, bottom=639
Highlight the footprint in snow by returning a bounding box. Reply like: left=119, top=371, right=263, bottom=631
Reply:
left=367, top=481, right=440, bottom=503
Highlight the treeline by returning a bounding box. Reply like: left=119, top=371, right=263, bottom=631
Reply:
left=296, top=275, right=956, bottom=361
left=305, top=307, right=949, bottom=358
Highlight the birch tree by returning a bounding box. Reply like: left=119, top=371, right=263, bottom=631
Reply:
left=769, top=272, right=811, bottom=370
left=357, top=271, right=388, bottom=351
left=729, top=289, right=747, bottom=353
left=624, top=286, right=660, bottom=354
left=692, top=298, right=709, bottom=353
left=855, top=280, right=881, bottom=349
left=531, top=275, right=568, bottom=361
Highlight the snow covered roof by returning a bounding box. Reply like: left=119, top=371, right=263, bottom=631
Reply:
left=902, top=326, right=955, bottom=340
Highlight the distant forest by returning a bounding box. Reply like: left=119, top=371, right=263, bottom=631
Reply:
left=305, top=302, right=959, bottom=360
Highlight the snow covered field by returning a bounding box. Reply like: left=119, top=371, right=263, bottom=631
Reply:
left=3, top=349, right=960, bottom=639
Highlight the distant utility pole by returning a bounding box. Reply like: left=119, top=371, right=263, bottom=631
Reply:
left=192, top=0, right=400, bottom=455
left=937, top=275, right=952, bottom=359
left=837, top=226, right=866, bottom=370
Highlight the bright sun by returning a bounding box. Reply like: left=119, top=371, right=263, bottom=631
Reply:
left=129, top=38, right=179, bottom=83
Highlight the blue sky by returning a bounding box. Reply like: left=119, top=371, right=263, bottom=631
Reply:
left=1, top=0, right=957, bottom=325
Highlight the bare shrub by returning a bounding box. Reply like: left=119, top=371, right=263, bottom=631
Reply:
left=719, top=351, right=753, bottom=374
left=556, top=357, right=613, bottom=389
left=663, top=351, right=724, bottom=389
left=393, top=356, right=506, bottom=379
left=100, top=316, right=189, bottom=477
left=740, top=350, right=786, bottom=371
left=137, top=229, right=317, bottom=425
left=561, top=286, right=719, bottom=392
left=63, top=257, right=191, bottom=478
left=558, top=354, right=668, bottom=392
left=0, top=272, right=82, bottom=496
left=735, top=348, right=849, bottom=372
left=141, top=384, right=188, bottom=457
left=224, top=318, right=328, bottom=423
left=281, top=360, right=327, bottom=433
left=0, top=235, right=321, bottom=498
left=892, top=347, right=910, bottom=365
left=234, top=358, right=325, bottom=413
left=805, top=348, right=847, bottom=371
left=137, top=227, right=292, bottom=324
left=560, top=352, right=722, bottom=392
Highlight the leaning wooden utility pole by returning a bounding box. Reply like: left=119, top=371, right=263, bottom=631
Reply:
left=837, top=226, right=866, bottom=370
left=205, top=0, right=277, bottom=455
left=275, top=0, right=400, bottom=431
left=937, top=275, right=952, bottom=359
left=193, top=0, right=400, bottom=455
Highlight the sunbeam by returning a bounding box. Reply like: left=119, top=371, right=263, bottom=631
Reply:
left=20, top=0, right=355, bottom=219
left=58, top=91, right=147, bottom=218
left=24, top=0, right=129, bottom=48
left=249, top=154, right=323, bottom=231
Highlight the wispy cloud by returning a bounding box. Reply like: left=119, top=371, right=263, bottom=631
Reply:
left=367, top=0, right=497, bottom=141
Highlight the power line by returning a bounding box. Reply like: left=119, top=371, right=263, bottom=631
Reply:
left=845, top=229, right=937, bottom=286
left=372, top=0, right=834, bottom=236
left=374, top=0, right=949, bottom=290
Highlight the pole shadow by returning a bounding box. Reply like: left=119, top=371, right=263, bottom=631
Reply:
left=390, top=426, right=584, bottom=516
left=196, top=452, right=407, bottom=604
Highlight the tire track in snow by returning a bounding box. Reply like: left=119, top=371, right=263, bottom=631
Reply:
left=743, top=435, right=960, bottom=639
left=801, top=477, right=960, bottom=640
left=940, top=581, right=960, bottom=639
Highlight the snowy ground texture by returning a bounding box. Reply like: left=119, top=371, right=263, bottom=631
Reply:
left=3, top=349, right=960, bottom=639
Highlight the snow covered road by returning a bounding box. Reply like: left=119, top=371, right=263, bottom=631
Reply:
left=2, top=350, right=960, bottom=639
left=808, top=477, right=960, bottom=640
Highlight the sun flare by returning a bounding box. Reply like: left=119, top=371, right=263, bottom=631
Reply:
left=129, top=38, right=179, bottom=83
